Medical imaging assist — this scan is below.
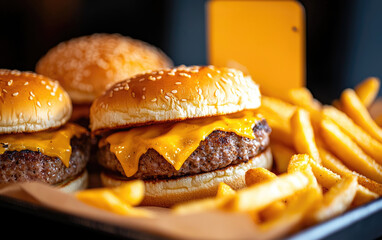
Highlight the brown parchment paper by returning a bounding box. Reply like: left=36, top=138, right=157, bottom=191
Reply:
left=0, top=181, right=296, bottom=240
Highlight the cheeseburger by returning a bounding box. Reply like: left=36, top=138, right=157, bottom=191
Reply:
left=90, top=65, right=272, bottom=207
left=36, top=33, right=173, bottom=126
left=0, top=70, right=90, bottom=192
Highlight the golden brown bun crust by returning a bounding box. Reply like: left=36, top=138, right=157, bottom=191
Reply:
left=101, top=148, right=272, bottom=207
left=90, top=65, right=261, bottom=133
left=0, top=69, right=72, bottom=134
left=36, top=33, right=173, bottom=104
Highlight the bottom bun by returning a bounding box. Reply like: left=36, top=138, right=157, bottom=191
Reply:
left=56, top=170, right=88, bottom=193
left=101, top=148, right=272, bottom=207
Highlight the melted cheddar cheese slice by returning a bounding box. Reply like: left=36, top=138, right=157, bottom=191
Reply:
left=0, top=123, right=88, bottom=167
left=103, top=111, right=263, bottom=177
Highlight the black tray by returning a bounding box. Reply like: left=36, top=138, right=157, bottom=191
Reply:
left=1, top=194, right=382, bottom=240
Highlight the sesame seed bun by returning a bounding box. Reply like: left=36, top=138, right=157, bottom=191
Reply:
left=36, top=33, right=173, bottom=104
left=90, top=65, right=261, bottom=133
left=100, top=148, right=272, bottom=207
left=0, top=69, right=72, bottom=134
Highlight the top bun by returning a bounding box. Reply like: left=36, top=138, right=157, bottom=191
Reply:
left=36, top=33, right=173, bottom=104
left=0, top=69, right=72, bottom=134
left=90, top=65, right=261, bottom=133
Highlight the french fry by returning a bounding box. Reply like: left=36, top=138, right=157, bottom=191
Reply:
left=216, top=182, right=236, bottom=198
left=307, top=176, right=358, bottom=224
left=245, top=168, right=277, bottom=186
left=340, top=89, right=382, bottom=142
left=258, top=96, right=296, bottom=147
left=322, top=105, right=382, bottom=165
left=291, top=109, right=321, bottom=163
left=76, top=180, right=152, bottom=217
left=271, top=141, right=296, bottom=174
left=375, top=114, right=382, bottom=128
left=226, top=171, right=310, bottom=212
left=172, top=197, right=229, bottom=214
left=320, top=119, right=382, bottom=183
left=355, top=77, right=380, bottom=108
left=286, top=88, right=322, bottom=124
left=290, top=152, right=378, bottom=206
left=319, top=147, right=382, bottom=196
left=258, top=188, right=321, bottom=235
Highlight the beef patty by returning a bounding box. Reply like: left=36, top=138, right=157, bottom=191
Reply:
left=99, top=119, right=271, bottom=180
left=0, top=133, right=90, bottom=184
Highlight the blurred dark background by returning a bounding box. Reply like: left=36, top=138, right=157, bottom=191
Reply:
left=0, top=0, right=382, bottom=104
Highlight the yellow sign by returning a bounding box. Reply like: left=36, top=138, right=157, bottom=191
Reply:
left=207, top=0, right=305, bottom=99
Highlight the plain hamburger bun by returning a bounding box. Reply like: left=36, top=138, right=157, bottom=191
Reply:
left=57, top=170, right=89, bottom=193
left=36, top=33, right=173, bottom=104
left=0, top=69, right=72, bottom=134
left=90, top=65, right=261, bottom=133
left=100, top=148, right=272, bottom=207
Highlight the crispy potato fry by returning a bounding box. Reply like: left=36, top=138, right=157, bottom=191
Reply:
left=245, top=168, right=277, bottom=186
left=216, top=182, right=236, bottom=198
left=286, top=88, right=322, bottom=124
left=320, top=119, right=382, bottom=183
left=271, top=142, right=296, bottom=174
left=290, top=152, right=377, bottom=206
left=319, top=147, right=382, bottom=196
left=332, top=99, right=342, bottom=111
left=110, top=180, right=145, bottom=205
left=355, top=77, right=380, bottom=108
left=323, top=105, right=382, bottom=165
left=76, top=180, right=152, bottom=217
left=259, top=201, right=287, bottom=222
left=258, top=96, right=296, bottom=147
left=308, top=176, right=358, bottom=224
left=262, top=96, right=297, bottom=119
left=172, top=196, right=229, bottom=214
left=291, top=109, right=321, bottom=163
left=226, top=171, right=310, bottom=212
left=258, top=188, right=321, bottom=235
left=340, top=89, right=382, bottom=142
left=374, top=114, right=382, bottom=127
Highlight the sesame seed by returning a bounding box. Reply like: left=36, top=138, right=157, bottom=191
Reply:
left=29, top=91, right=35, bottom=97
left=227, top=72, right=234, bottom=77
left=59, top=94, right=63, bottom=101
left=12, top=92, right=18, bottom=96
left=41, top=80, right=46, bottom=85
left=207, top=73, right=212, bottom=78
left=51, top=92, right=55, bottom=96
left=142, top=87, right=146, bottom=91
left=181, top=98, right=187, bottom=102
left=46, top=85, right=52, bottom=90
left=158, top=71, right=164, bottom=74
left=47, top=102, right=51, bottom=106
left=36, top=101, right=41, bottom=107
left=24, top=82, right=29, bottom=85
left=156, top=76, right=162, bottom=79
left=175, top=82, right=182, bottom=85
left=179, top=73, right=191, bottom=78
left=171, top=90, right=177, bottom=94
left=132, top=92, right=136, bottom=98
left=168, top=72, right=175, bottom=76
left=113, top=88, right=119, bottom=92
left=148, top=76, right=156, bottom=81
left=160, top=89, right=164, bottom=94
left=139, top=78, right=145, bottom=82
left=151, top=98, right=157, bottom=102
left=2, top=89, right=7, bottom=93
left=164, top=95, right=170, bottom=100
left=29, top=96, right=33, bottom=100
left=142, top=95, right=146, bottom=100
left=7, top=80, right=13, bottom=86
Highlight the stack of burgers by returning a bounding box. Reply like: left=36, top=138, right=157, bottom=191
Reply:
left=0, top=34, right=271, bottom=206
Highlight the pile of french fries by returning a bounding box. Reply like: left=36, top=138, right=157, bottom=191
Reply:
left=75, top=77, right=382, bottom=238
left=173, top=77, right=382, bottom=236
